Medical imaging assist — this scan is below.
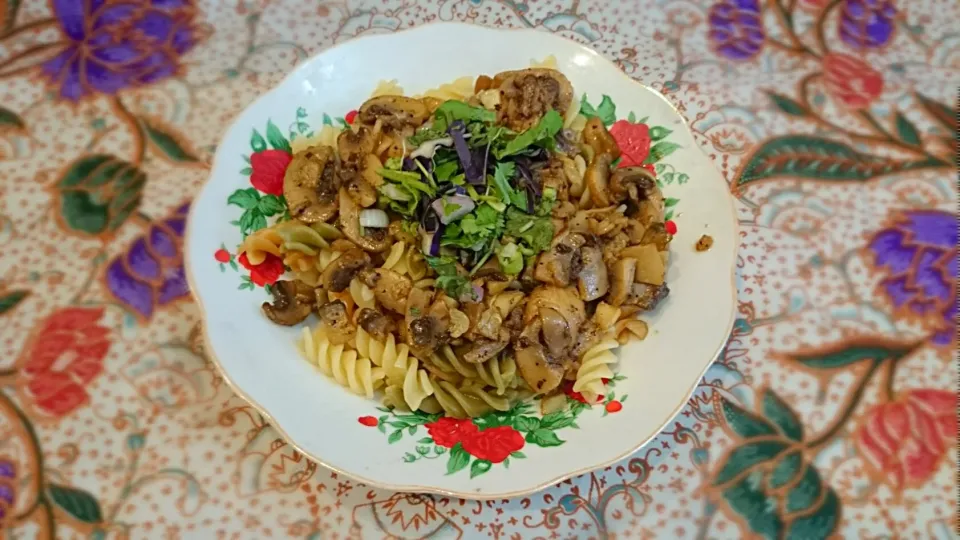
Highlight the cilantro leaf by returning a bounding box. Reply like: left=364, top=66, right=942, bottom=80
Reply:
left=434, top=160, right=459, bottom=182
left=505, top=207, right=554, bottom=253
left=433, top=100, right=496, bottom=132
left=496, top=110, right=564, bottom=158
left=425, top=256, right=474, bottom=299
left=492, top=162, right=517, bottom=205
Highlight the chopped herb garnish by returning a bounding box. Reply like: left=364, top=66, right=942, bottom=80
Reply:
left=505, top=207, right=554, bottom=253
left=495, top=109, right=564, bottom=158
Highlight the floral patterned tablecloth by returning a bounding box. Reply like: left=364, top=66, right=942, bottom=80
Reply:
left=0, top=0, right=956, bottom=538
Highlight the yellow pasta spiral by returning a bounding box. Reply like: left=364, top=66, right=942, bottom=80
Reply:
left=572, top=339, right=619, bottom=403
left=299, top=326, right=385, bottom=398
left=238, top=227, right=282, bottom=265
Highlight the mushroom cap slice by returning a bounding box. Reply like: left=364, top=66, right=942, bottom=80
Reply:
left=358, top=267, right=412, bottom=314
left=338, top=187, right=390, bottom=252
left=320, top=248, right=371, bottom=293
left=358, top=95, right=429, bottom=131
left=576, top=245, right=609, bottom=301
left=283, top=145, right=339, bottom=224
left=492, top=68, right=574, bottom=131
left=262, top=280, right=315, bottom=326
left=607, top=258, right=637, bottom=307
left=585, top=154, right=613, bottom=208
left=582, top=117, right=621, bottom=161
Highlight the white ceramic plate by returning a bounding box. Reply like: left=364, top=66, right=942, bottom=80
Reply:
left=186, top=23, right=737, bottom=498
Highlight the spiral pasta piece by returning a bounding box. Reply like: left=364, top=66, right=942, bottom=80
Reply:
left=349, top=278, right=375, bottom=310
left=356, top=329, right=435, bottom=411
left=380, top=241, right=427, bottom=279
left=572, top=339, right=619, bottom=402
left=299, top=326, right=385, bottom=398
left=275, top=221, right=330, bottom=255
left=371, top=79, right=405, bottom=97
left=238, top=228, right=282, bottom=265
left=417, top=76, right=474, bottom=101
left=316, top=249, right=342, bottom=272
left=429, top=380, right=513, bottom=419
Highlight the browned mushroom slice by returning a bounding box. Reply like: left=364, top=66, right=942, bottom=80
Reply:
left=581, top=117, right=621, bottom=160
left=585, top=154, right=613, bottom=207
left=492, top=68, right=574, bottom=131
left=358, top=95, right=429, bottom=131
left=320, top=248, right=371, bottom=293
left=358, top=268, right=412, bottom=314
left=539, top=307, right=574, bottom=359
left=624, top=283, right=670, bottom=311
left=576, top=246, right=608, bottom=301
left=357, top=308, right=396, bottom=340
left=283, top=145, right=339, bottom=224
left=338, top=187, right=390, bottom=252
left=523, top=286, right=586, bottom=330
left=607, top=258, right=637, bottom=307
left=315, top=300, right=355, bottom=345
left=533, top=233, right=586, bottom=287
left=262, top=280, right=315, bottom=326
left=640, top=222, right=672, bottom=251
left=457, top=339, right=508, bottom=364
left=337, top=127, right=381, bottom=167
left=514, top=319, right=566, bottom=394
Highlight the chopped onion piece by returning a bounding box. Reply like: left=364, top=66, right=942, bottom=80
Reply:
left=431, top=195, right=475, bottom=224
left=359, top=209, right=389, bottom=228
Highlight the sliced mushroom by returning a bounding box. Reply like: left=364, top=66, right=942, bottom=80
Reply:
left=283, top=145, right=339, bottom=224
left=533, top=233, right=586, bottom=287
left=624, top=283, right=670, bottom=311
left=491, top=68, right=574, bottom=131
left=640, top=222, right=672, bottom=251
left=515, top=320, right=565, bottom=394
left=337, top=127, right=381, bottom=166
left=338, top=187, right=390, bottom=252
left=608, top=258, right=637, bottom=307
left=357, top=307, right=395, bottom=340
left=321, top=248, right=371, bottom=293
left=524, top=286, right=586, bottom=331
left=576, top=246, right=609, bottom=301
left=611, top=166, right=659, bottom=204
left=357, top=267, right=412, bottom=314
left=316, top=300, right=355, bottom=345
left=456, top=339, right=509, bottom=364
left=262, top=280, right=315, bottom=326
left=539, top=307, right=574, bottom=358
left=358, top=95, right=429, bottom=131
left=582, top=117, right=621, bottom=160
left=585, top=154, right=613, bottom=207
left=408, top=316, right=438, bottom=352
left=474, top=308, right=504, bottom=341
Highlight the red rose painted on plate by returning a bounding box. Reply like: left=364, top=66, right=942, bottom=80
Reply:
left=610, top=120, right=652, bottom=167
left=22, top=307, right=112, bottom=418
left=461, top=426, right=525, bottom=463
left=822, top=53, right=884, bottom=109
left=426, top=417, right=478, bottom=448
left=249, top=149, right=291, bottom=196
left=239, top=252, right=284, bottom=287
left=854, top=389, right=957, bottom=490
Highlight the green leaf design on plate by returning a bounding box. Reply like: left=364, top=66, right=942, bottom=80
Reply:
left=736, top=135, right=945, bottom=188
left=893, top=112, right=921, bottom=146
left=525, top=428, right=564, bottom=447
left=514, top=416, right=540, bottom=432
left=265, top=120, right=292, bottom=153
left=470, top=459, right=492, bottom=478
left=257, top=194, right=285, bottom=216
left=649, top=126, right=673, bottom=140
left=643, top=141, right=680, bottom=164
left=47, top=484, right=103, bottom=523
left=446, top=443, right=470, bottom=475
left=0, top=290, right=29, bottom=315
left=387, top=430, right=403, bottom=444
left=767, top=92, right=807, bottom=117
left=139, top=117, right=199, bottom=162
left=250, top=128, right=267, bottom=152
left=761, top=391, right=803, bottom=441
left=228, top=188, right=260, bottom=210
left=787, top=339, right=919, bottom=370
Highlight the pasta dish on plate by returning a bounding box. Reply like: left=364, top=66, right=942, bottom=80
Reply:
left=239, top=66, right=674, bottom=419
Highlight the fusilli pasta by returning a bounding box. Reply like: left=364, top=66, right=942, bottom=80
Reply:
left=371, top=79, right=405, bottom=97
left=417, top=76, right=474, bottom=101
left=299, top=326, right=385, bottom=398
left=238, top=228, right=282, bottom=265
left=572, top=339, right=619, bottom=403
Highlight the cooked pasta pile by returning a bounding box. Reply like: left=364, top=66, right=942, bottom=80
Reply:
left=244, top=61, right=674, bottom=418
